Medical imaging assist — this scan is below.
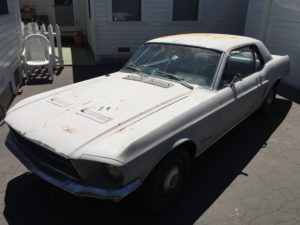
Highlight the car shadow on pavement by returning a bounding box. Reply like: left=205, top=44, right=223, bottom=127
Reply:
left=278, top=83, right=300, bottom=104
left=3, top=98, right=292, bottom=225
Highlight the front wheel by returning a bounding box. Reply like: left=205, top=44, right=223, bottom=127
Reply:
left=139, top=149, right=191, bottom=212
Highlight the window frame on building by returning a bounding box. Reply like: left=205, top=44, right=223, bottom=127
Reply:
left=0, top=0, right=9, bottom=15
left=111, top=0, right=142, bottom=22
left=172, top=0, right=200, bottom=22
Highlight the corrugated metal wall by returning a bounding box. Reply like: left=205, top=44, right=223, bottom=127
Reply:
left=245, top=0, right=300, bottom=89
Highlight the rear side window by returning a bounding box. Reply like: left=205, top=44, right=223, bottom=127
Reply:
left=227, top=46, right=254, bottom=78
left=254, top=47, right=264, bottom=70
left=219, top=45, right=264, bottom=88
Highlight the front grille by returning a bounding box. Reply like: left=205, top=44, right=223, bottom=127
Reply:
left=10, top=129, right=80, bottom=180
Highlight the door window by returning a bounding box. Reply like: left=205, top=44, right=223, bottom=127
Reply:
left=54, top=0, right=75, bottom=26
left=219, top=46, right=264, bottom=88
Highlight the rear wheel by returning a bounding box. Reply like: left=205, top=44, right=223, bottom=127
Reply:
left=260, top=83, right=278, bottom=115
left=0, top=104, right=6, bottom=126
left=140, top=148, right=191, bottom=212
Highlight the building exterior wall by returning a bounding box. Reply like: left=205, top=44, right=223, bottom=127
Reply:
left=245, top=0, right=300, bottom=89
left=92, top=0, right=249, bottom=62
left=0, top=0, right=22, bottom=112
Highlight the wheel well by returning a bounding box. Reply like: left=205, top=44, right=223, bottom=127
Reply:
left=174, top=141, right=197, bottom=159
left=275, top=79, right=281, bottom=87
left=143, top=141, right=197, bottom=184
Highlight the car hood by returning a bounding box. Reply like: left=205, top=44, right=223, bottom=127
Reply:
left=5, top=73, right=193, bottom=158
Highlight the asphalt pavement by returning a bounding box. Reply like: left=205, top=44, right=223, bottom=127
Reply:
left=0, top=66, right=299, bottom=225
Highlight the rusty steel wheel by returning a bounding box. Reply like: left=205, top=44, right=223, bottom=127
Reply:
left=140, top=148, right=191, bottom=212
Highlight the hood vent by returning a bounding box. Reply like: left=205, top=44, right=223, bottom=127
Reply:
left=79, top=105, right=112, bottom=123
left=48, top=97, right=73, bottom=108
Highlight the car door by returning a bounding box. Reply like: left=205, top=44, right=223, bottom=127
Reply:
left=217, top=46, right=266, bottom=135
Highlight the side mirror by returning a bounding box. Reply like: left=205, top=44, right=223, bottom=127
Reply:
left=229, top=73, right=243, bottom=87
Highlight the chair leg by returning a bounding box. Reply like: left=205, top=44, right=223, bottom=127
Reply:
left=48, top=64, right=54, bottom=81
left=24, top=64, right=30, bottom=83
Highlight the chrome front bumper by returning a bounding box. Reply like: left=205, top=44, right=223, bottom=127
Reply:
left=5, top=132, right=141, bottom=201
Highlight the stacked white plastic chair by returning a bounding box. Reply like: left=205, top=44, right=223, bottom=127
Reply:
left=21, top=22, right=64, bottom=82
left=22, top=34, right=54, bottom=81
left=24, top=22, right=40, bottom=36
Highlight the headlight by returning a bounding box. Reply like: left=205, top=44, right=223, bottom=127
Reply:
left=72, top=160, right=126, bottom=187
left=107, top=165, right=124, bottom=180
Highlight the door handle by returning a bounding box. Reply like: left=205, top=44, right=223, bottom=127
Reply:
left=258, top=75, right=263, bottom=85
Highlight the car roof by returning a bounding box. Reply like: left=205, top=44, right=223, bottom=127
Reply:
left=147, top=33, right=261, bottom=52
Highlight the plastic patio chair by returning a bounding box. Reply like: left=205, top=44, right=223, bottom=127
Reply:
left=24, top=22, right=40, bottom=35
left=22, top=34, right=53, bottom=81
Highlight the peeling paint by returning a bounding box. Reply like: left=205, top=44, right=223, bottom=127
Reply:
left=117, top=128, right=126, bottom=133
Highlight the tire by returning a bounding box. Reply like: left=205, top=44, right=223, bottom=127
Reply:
left=0, top=104, right=6, bottom=127
left=260, top=83, right=278, bottom=115
left=139, top=148, right=191, bottom=212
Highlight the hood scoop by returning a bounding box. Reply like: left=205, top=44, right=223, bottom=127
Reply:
left=79, top=105, right=112, bottom=123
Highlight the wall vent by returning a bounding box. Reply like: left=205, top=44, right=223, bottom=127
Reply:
left=118, top=47, right=130, bottom=53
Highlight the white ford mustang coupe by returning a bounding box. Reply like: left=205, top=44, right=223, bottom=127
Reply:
left=5, top=34, right=290, bottom=211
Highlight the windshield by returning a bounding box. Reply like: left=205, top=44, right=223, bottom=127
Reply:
left=122, top=43, right=223, bottom=88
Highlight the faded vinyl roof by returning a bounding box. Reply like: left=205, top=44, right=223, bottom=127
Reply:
left=147, top=33, right=261, bottom=52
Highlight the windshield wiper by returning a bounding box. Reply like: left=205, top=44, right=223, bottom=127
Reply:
left=125, top=65, right=148, bottom=77
left=155, top=70, right=193, bottom=90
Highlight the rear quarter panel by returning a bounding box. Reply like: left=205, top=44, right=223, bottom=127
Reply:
left=262, top=55, right=290, bottom=98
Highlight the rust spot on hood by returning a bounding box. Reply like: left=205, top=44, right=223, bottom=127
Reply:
left=117, top=127, right=126, bottom=133
left=63, top=126, right=76, bottom=133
